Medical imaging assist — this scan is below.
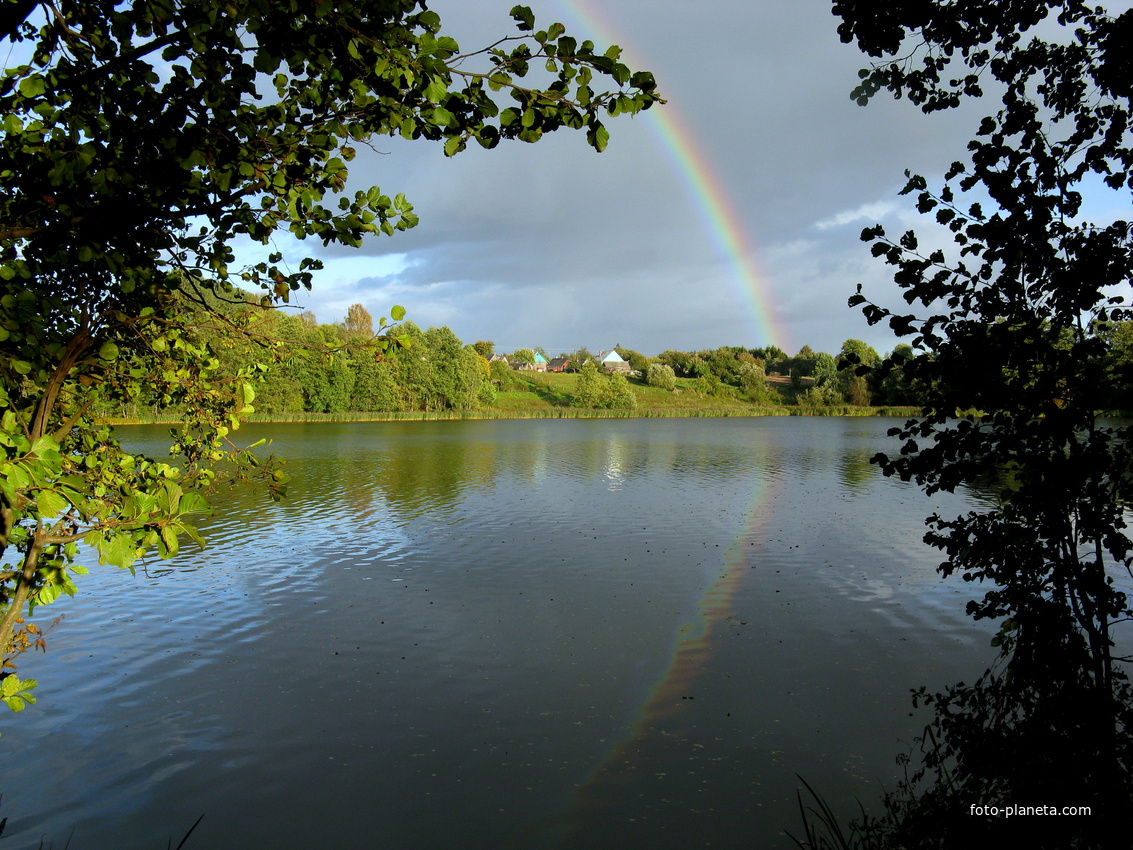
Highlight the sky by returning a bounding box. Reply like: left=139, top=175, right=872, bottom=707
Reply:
left=238, top=0, right=1000, bottom=357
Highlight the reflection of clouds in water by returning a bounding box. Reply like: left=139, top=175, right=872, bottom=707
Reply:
left=834, top=566, right=897, bottom=603
left=603, top=435, right=627, bottom=491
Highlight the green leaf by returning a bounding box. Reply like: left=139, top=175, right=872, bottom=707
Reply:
left=97, top=533, right=138, bottom=570
left=18, top=75, right=45, bottom=98
left=424, top=76, right=448, bottom=103
left=391, top=305, right=406, bottom=321
left=36, top=489, right=69, bottom=518
left=178, top=492, right=210, bottom=515
left=510, top=5, right=535, bottom=31
left=159, top=524, right=180, bottom=557
left=36, top=583, right=60, bottom=606
left=589, top=124, right=609, bottom=153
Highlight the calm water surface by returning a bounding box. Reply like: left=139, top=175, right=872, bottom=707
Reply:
left=1, top=418, right=993, bottom=848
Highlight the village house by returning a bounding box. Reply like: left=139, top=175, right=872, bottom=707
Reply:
left=596, top=349, right=631, bottom=374
left=511, top=351, right=548, bottom=372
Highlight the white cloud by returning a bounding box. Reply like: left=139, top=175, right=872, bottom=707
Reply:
left=813, top=200, right=901, bottom=231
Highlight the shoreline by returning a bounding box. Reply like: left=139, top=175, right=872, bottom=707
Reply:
left=101, top=406, right=926, bottom=425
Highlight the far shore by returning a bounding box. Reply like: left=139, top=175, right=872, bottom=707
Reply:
left=102, top=406, right=925, bottom=426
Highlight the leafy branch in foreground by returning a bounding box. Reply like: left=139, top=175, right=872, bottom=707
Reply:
left=835, top=1, right=1133, bottom=845
left=0, top=0, right=658, bottom=707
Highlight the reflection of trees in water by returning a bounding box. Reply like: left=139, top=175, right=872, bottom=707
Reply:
left=836, top=450, right=874, bottom=493
left=282, top=423, right=809, bottom=525
left=366, top=437, right=486, bottom=520
left=855, top=620, right=1131, bottom=848
left=827, top=0, right=1133, bottom=843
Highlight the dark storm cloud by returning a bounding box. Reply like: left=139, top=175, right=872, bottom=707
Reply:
left=280, top=0, right=984, bottom=356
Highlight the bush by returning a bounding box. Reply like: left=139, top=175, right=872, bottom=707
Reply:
left=646, top=363, right=676, bottom=391
left=601, top=372, right=637, bottom=410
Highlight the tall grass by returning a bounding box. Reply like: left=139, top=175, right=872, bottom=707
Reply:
left=101, top=405, right=925, bottom=426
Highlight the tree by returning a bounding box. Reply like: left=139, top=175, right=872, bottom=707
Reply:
left=1097, top=321, right=1133, bottom=409
left=754, top=345, right=788, bottom=373
left=568, top=347, right=594, bottom=372
left=343, top=304, right=375, bottom=340
left=646, top=363, right=676, bottom=391
left=657, top=350, right=696, bottom=376
left=737, top=360, right=775, bottom=402
left=836, top=338, right=880, bottom=370
left=599, top=371, right=637, bottom=410
left=489, top=358, right=515, bottom=388
left=614, top=345, right=649, bottom=375
left=571, top=361, right=602, bottom=407
left=835, top=339, right=880, bottom=406
left=812, top=351, right=838, bottom=386
left=835, top=0, right=1133, bottom=842
left=0, top=0, right=658, bottom=706
left=873, top=343, right=928, bottom=406
left=472, top=340, right=495, bottom=360
left=510, top=348, right=535, bottom=367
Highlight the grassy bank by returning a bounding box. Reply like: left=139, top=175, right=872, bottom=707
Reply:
left=100, top=372, right=923, bottom=424
left=104, top=407, right=922, bottom=425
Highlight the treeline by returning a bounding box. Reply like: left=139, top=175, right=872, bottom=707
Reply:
left=643, top=339, right=927, bottom=407
left=236, top=308, right=495, bottom=415
left=101, top=298, right=1133, bottom=418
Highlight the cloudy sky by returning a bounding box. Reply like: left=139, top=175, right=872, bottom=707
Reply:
left=245, top=0, right=993, bottom=357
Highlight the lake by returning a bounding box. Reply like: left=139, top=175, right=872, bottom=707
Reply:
left=0, top=417, right=993, bottom=848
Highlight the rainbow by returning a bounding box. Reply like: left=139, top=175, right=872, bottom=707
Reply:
left=550, top=0, right=789, bottom=353
left=509, top=9, right=792, bottom=841
left=520, top=468, right=781, bottom=845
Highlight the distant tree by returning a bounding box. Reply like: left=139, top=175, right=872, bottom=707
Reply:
left=472, top=340, right=495, bottom=360
left=791, top=345, right=818, bottom=379
left=813, top=352, right=838, bottom=385
left=737, top=360, right=767, bottom=396
left=489, top=359, right=515, bottom=388
left=571, top=361, right=602, bottom=407
left=798, top=384, right=844, bottom=406
left=600, top=372, right=637, bottom=410
left=657, top=350, right=697, bottom=377
left=354, top=356, right=407, bottom=411
left=646, top=363, right=677, bottom=391
left=837, top=338, right=881, bottom=369
left=835, top=339, right=881, bottom=405
left=1098, top=321, right=1133, bottom=409
left=614, top=345, right=650, bottom=375
left=750, top=345, right=788, bottom=374
left=694, top=373, right=726, bottom=397
left=569, top=347, right=594, bottom=372
left=510, top=348, right=535, bottom=367
left=700, top=348, right=743, bottom=385
left=686, top=355, right=709, bottom=378
left=843, top=373, right=872, bottom=406
left=343, top=304, right=374, bottom=339
left=873, top=343, right=928, bottom=406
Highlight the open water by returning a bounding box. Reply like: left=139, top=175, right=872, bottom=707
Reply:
left=0, top=417, right=993, bottom=848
